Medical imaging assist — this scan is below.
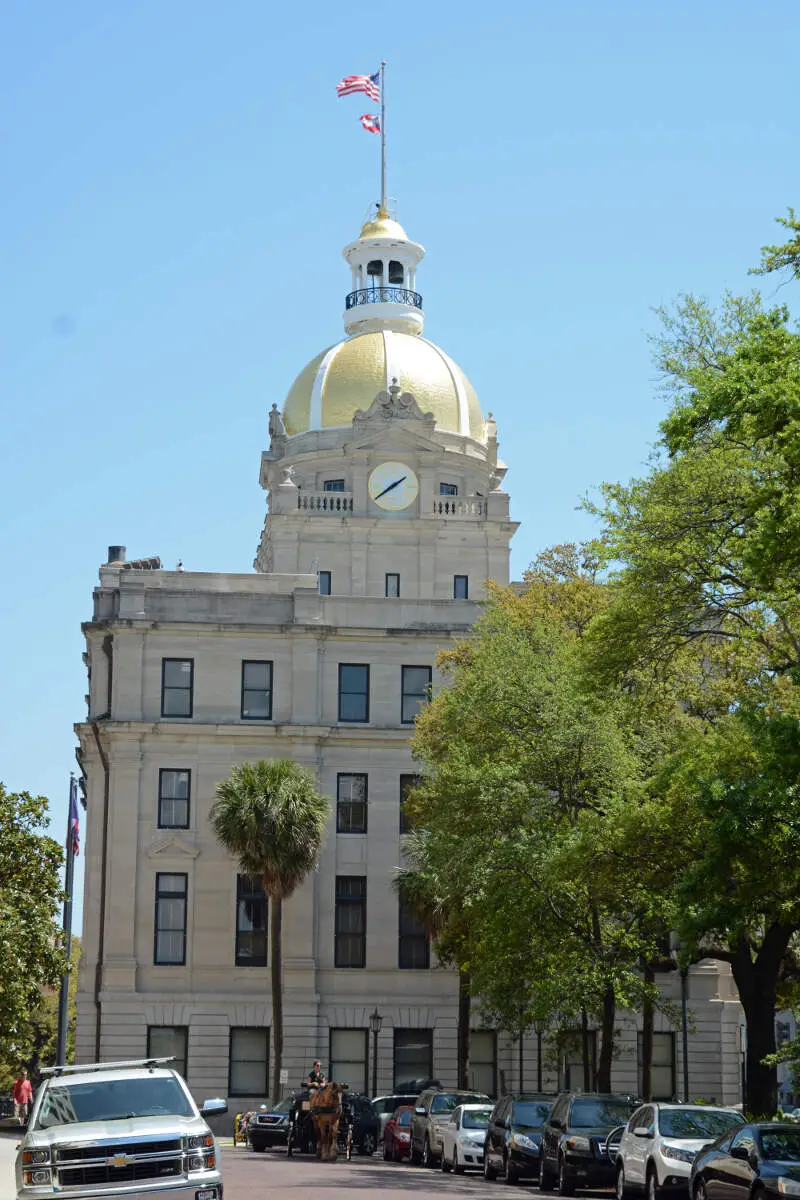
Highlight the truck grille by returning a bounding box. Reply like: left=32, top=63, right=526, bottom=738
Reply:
left=55, top=1139, right=182, bottom=1162
left=59, top=1161, right=182, bottom=1187
left=55, top=1140, right=185, bottom=1188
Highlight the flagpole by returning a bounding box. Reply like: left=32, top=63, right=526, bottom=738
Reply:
left=56, top=776, right=77, bottom=1066
left=380, top=60, right=387, bottom=212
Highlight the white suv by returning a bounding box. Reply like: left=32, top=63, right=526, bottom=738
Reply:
left=616, top=1103, right=744, bottom=1200
left=16, top=1057, right=227, bottom=1200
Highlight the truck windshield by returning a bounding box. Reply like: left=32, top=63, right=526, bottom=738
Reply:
left=36, top=1077, right=194, bottom=1128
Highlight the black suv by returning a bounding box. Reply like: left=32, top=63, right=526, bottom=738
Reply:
left=484, top=1094, right=553, bottom=1183
left=345, top=1093, right=382, bottom=1155
left=540, top=1092, right=638, bottom=1194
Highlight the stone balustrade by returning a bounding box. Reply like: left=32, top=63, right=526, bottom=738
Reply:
left=297, top=490, right=354, bottom=513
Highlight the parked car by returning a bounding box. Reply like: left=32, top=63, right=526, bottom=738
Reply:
left=440, top=1104, right=494, bottom=1174
left=346, top=1093, right=381, bottom=1156
left=383, top=1106, right=414, bottom=1161
left=372, top=1093, right=420, bottom=1139
left=540, top=1092, right=638, bottom=1194
left=690, top=1122, right=800, bottom=1200
left=484, top=1093, right=554, bottom=1183
left=410, top=1087, right=492, bottom=1167
left=247, top=1097, right=294, bottom=1150
left=616, top=1103, right=744, bottom=1200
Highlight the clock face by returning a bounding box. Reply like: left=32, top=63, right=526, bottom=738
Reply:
left=368, top=461, right=420, bottom=511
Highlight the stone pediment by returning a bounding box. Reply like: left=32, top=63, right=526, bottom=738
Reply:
left=352, top=380, right=436, bottom=434
left=147, top=834, right=200, bottom=860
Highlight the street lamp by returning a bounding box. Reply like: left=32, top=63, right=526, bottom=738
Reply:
left=369, top=1008, right=383, bottom=1098
left=532, top=1018, right=548, bottom=1093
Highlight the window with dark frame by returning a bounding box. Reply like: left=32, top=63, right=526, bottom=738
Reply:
left=637, top=1031, right=676, bottom=1099
left=388, top=260, right=404, bottom=284
left=470, top=1030, right=497, bottom=1096
left=154, top=873, right=188, bottom=965
left=329, top=1029, right=368, bottom=1094
left=319, top=571, right=332, bottom=596
left=453, top=575, right=469, bottom=600
left=400, top=774, right=421, bottom=835
left=401, top=666, right=432, bottom=724
left=398, top=898, right=430, bottom=969
left=337, top=774, right=368, bottom=834
left=236, top=874, right=267, bottom=967
left=241, top=660, right=273, bottom=720
left=385, top=573, right=400, bottom=598
left=158, top=769, right=190, bottom=829
left=147, top=1026, right=188, bottom=1080
left=393, top=1029, right=433, bottom=1088
left=439, top=482, right=459, bottom=496
left=229, top=1027, right=270, bottom=1096
left=323, top=479, right=346, bottom=492
left=335, top=876, right=366, bottom=967
left=161, top=659, right=193, bottom=718
left=338, top=664, right=370, bottom=722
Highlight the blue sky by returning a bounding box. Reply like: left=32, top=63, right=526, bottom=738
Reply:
left=3, top=0, right=799, bottom=929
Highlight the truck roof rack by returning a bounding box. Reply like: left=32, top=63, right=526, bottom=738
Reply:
left=41, top=1057, right=176, bottom=1078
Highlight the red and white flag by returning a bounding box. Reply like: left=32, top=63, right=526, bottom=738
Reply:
left=360, top=113, right=381, bottom=134
left=336, top=71, right=380, bottom=102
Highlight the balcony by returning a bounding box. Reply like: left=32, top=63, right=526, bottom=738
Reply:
left=345, top=286, right=423, bottom=311
left=297, top=490, right=354, bottom=514
left=432, top=497, right=486, bottom=519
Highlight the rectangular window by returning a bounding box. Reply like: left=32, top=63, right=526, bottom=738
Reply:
left=229, top=1027, right=269, bottom=1097
left=335, top=876, right=366, bottom=968
left=337, top=774, right=368, bottom=834
left=401, top=666, right=432, bottom=724
left=147, top=1026, right=188, bottom=1080
left=638, top=1031, right=676, bottom=1100
left=154, top=873, right=187, bottom=965
left=236, top=874, right=267, bottom=967
left=470, top=1030, right=497, bottom=1096
left=399, top=898, right=430, bottom=969
left=400, top=774, right=420, bottom=835
left=161, top=658, right=193, bottom=718
left=241, top=660, right=273, bottom=720
left=319, top=570, right=332, bottom=596
left=330, top=1029, right=368, bottom=1094
left=439, top=482, right=458, bottom=496
left=323, top=479, right=346, bottom=492
left=338, top=664, right=370, bottom=722
left=385, top=573, right=400, bottom=598
left=453, top=575, right=469, bottom=600
left=563, top=1030, right=597, bottom=1090
left=158, top=769, right=190, bottom=829
left=393, top=1029, right=433, bottom=1089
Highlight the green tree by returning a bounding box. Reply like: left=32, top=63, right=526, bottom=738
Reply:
left=0, top=786, right=65, bottom=1068
left=0, top=937, right=83, bottom=1089
left=211, top=759, right=330, bottom=1101
left=752, top=208, right=800, bottom=281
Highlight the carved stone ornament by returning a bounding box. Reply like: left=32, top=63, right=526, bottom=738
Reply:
left=352, top=378, right=436, bottom=430
left=269, top=402, right=286, bottom=439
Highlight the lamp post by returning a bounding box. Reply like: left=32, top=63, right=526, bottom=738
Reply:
left=670, top=933, right=690, bottom=1102
left=369, top=1008, right=383, bottom=1098
left=533, top=1018, right=548, bottom=1093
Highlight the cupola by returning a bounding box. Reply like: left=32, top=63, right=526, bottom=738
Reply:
left=342, top=204, right=425, bottom=336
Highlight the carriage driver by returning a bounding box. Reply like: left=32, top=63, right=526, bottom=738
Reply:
left=306, top=1059, right=327, bottom=1090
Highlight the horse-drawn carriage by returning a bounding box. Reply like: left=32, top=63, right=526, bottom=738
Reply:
left=287, top=1083, right=355, bottom=1161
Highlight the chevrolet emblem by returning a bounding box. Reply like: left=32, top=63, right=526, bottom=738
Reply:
left=108, top=1154, right=132, bottom=1169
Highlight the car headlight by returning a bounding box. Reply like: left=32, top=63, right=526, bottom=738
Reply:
left=510, top=1133, right=539, bottom=1150
left=565, top=1136, right=591, bottom=1152
left=22, top=1151, right=51, bottom=1166
left=185, top=1134, right=214, bottom=1150
left=23, top=1168, right=52, bottom=1186
left=777, top=1179, right=800, bottom=1195
left=662, top=1145, right=697, bottom=1164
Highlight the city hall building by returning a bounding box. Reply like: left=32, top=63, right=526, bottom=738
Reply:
left=75, top=206, right=744, bottom=1110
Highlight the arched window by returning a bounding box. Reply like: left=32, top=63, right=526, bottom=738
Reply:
left=388, top=260, right=404, bottom=284
left=367, top=260, right=383, bottom=278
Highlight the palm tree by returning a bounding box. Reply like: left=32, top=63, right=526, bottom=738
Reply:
left=394, top=830, right=473, bottom=1089
left=211, top=759, right=330, bottom=1102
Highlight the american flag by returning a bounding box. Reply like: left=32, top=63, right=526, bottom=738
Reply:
left=360, top=114, right=381, bottom=135
left=336, top=71, right=380, bottom=102
left=69, top=776, right=80, bottom=857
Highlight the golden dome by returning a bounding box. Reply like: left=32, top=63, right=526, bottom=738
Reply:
left=283, top=330, right=483, bottom=439
left=359, top=215, right=409, bottom=241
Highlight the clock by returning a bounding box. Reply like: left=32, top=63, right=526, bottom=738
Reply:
left=368, top=462, right=420, bottom=511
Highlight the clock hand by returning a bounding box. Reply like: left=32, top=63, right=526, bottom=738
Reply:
left=374, top=475, right=407, bottom=500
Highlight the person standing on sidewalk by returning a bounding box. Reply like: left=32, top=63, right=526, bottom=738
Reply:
left=12, top=1070, right=33, bottom=1126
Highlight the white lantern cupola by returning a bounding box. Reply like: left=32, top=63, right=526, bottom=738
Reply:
left=342, top=204, right=425, bottom=337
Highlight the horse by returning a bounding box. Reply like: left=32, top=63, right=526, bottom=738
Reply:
left=309, top=1083, right=346, bottom=1161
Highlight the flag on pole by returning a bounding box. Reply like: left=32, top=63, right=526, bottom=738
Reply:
left=69, top=776, right=80, bottom=857
left=360, top=114, right=381, bottom=134
left=336, top=71, right=380, bottom=102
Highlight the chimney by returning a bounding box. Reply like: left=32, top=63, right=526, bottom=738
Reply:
left=107, top=545, right=126, bottom=564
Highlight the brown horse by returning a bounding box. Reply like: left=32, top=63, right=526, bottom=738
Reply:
left=309, top=1083, right=345, bottom=1161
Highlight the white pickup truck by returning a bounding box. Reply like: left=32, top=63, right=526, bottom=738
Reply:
left=15, top=1058, right=226, bottom=1200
